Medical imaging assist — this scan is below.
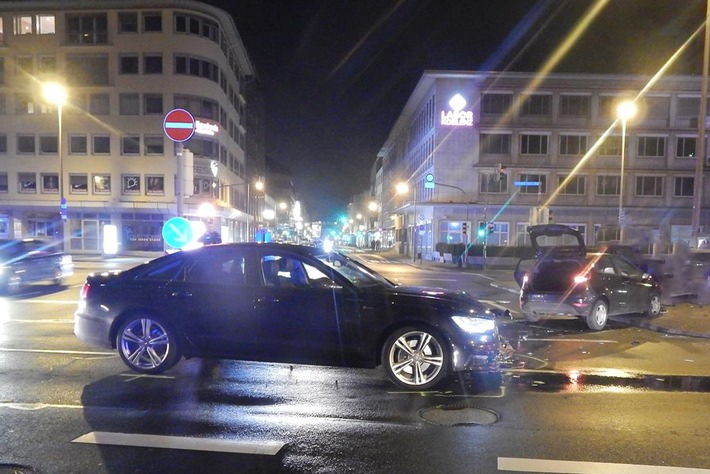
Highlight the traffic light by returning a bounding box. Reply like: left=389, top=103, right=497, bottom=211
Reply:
left=477, top=222, right=486, bottom=237
left=488, top=223, right=495, bottom=234
left=462, top=222, right=468, bottom=235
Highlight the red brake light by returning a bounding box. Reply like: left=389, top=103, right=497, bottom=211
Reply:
left=79, top=282, right=90, bottom=300
left=573, top=274, right=588, bottom=284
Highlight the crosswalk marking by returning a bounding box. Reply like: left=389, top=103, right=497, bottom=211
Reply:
left=498, top=457, right=710, bottom=473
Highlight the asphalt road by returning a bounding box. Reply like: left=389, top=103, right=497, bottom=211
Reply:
left=1, top=257, right=710, bottom=473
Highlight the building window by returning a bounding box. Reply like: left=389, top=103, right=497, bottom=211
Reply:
left=559, top=135, right=588, bottom=156
left=520, top=134, right=549, bottom=155
left=480, top=172, right=508, bottom=193
left=119, top=55, right=139, bottom=74
left=599, top=135, right=621, bottom=156
left=0, top=173, right=8, bottom=193
left=598, top=96, right=620, bottom=119
left=677, top=97, right=700, bottom=118
left=69, top=135, right=87, bottom=154
left=674, top=176, right=694, bottom=197
left=637, top=136, right=666, bottom=157
left=174, top=14, right=219, bottom=43
left=92, top=135, right=110, bottom=154
left=144, top=135, right=164, bottom=155
left=0, top=58, right=4, bottom=84
left=14, top=15, right=33, bottom=35
left=144, top=54, right=163, bottom=74
left=93, top=174, right=111, bottom=194
left=143, top=94, right=163, bottom=115
left=17, top=135, right=35, bottom=154
left=118, top=12, right=138, bottom=33
left=66, top=14, right=108, bottom=45
left=174, top=95, right=218, bottom=119
left=0, top=134, right=6, bottom=153
left=39, top=135, right=58, bottom=154
left=597, top=175, right=620, bottom=196
left=38, top=56, right=56, bottom=74
left=520, top=94, right=551, bottom=116
left=143, top=13, right=162, bottom=33
left=560, top=95, right=591, bottom=117
left=519, top=173, right=546, bottom=194
left=480, top=133, right=511, bottom=154
left=676, top=137, right=697, bottom=158
left=15, top=55, right=33, bottom=75
left=439, top=221, right=466, bottom=244
left=635, top=176, right=663, bottom=197
left=119, top=94, right=140, bottom=115
left=37, top=15, right=55, bottom=34
left=89, top=94, right=110, bottom=115
left=18, top=173, right=37, bottom=193
left=174, top=55, right=219, bottom=82
left=644, top=96, right=670, bottom=120
left=146, top=175, right=164, bottom=195
left=70, top=174, right=88, bottom=194
left=558, top=175, right=586, bottom=195
left=41, top=173, right=59, bottom=193
left=65, top=55, right=109, bottom=85
left=481, top=93, right=512, bottom=115
left=122, top=175, right=141, bottom=194
left=121, top=136, right=140, bottom=155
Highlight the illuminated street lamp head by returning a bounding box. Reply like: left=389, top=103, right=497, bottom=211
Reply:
left=617, top=100, right=637, bottom=122
left=42, top=82, right=67, bottom=106
left=368, top=201, right=379, bottom=212
left=254, top=179, right=265, bottom=191
left=279, top=201, right=287, bottom=211
left=395, top=182, right=409, bottom=195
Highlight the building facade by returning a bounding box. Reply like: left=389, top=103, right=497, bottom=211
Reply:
left=375, top=71, right=710, bottom=259
left=0, top=0, right=261, bottom=254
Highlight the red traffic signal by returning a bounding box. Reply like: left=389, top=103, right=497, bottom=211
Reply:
left=488, top=223, right=495, bottom=234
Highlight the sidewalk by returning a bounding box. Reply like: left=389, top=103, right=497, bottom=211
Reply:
left=378, top=249, right=710, bottom=340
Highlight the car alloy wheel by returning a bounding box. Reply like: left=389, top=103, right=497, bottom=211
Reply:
left=383, top=327, right=448, bottom=390
left=117, top=315, right=180, bottom=374
left=646, top=294, right=661, bottom=316
left=586, top=300, right=608, bottom=331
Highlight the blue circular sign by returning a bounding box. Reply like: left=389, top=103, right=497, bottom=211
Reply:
left=162, top=217, right=194, bottom=249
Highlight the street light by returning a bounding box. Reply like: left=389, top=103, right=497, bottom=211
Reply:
left=396, top=181, right=417, bottom=262
left=42, top=82, right=68, bottom=249
left=617, top=100, right=637, bottom=243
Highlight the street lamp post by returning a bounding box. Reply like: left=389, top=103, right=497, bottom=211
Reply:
left=617, top=100, right=637, bottom=244
left=42, top=82, right=68, bottom=249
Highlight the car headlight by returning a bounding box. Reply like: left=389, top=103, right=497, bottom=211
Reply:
left=451, top=316, right=495, bottom=334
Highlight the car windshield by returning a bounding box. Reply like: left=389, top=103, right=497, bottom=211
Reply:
left=315, top=252, right=394, bottom=289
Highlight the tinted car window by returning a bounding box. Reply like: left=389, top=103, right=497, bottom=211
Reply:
left=187, top=250, right=246, bottom=286
left=261, top=255, right=308, bottom=287
left=139, top=259, right=186, bottom=281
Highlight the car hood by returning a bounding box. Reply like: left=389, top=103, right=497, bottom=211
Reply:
left=385, top=285, right=497, bottom=317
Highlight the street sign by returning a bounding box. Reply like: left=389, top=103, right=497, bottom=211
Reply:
left=424, top=173, right=435, bottom=189
left=514, top=181, right=541, bottom=186
left=59, top=196, right=67, bottom=220
left=163, top=108, right=195, bottom=142
left=162, top=216, right=194, bottom=249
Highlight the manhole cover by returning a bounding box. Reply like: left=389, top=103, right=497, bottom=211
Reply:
left=419, top=405, right=499, bottom=426
left=0, top=465, right=37, bottom=474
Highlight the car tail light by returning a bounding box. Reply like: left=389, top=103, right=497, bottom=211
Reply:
left=573, top=274, right=588, bottom=284
left=79, top=282, right=90, bottom=300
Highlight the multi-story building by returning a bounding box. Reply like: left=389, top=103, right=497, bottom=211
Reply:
left=0, top=0, right=262, bottom=254
left=376, top=71, right=710, bottom=259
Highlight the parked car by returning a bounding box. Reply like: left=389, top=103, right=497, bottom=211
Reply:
left=74, top=242, right=507, bottom=390
left=514, top=224, right=662, bottom=330
left=0, top=239, right=73, bottom=294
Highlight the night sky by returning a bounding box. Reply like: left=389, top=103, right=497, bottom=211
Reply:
left=201, top=1, right=705, bottom=219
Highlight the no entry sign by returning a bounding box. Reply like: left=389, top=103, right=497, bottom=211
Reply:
left=163, top=108, right=195, bottom=142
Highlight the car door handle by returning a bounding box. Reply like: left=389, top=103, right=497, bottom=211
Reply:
left=171, top=290, right=192, bottom=297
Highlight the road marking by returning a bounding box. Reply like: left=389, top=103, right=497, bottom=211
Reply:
left=4, top=318, right=73, bottom=324
left=523, top=338, right=618, bottom=343
left=498, top=457, right=710, bottom=473
left=10, top=299, right=78, bottom=305
left=73, top=432, right=285, bottom=456
left=0, top=402, right=82, bottom=410
left=0, top=348, right=114, bottom=356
